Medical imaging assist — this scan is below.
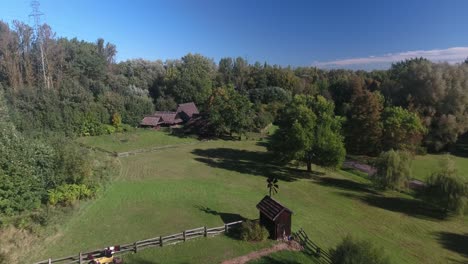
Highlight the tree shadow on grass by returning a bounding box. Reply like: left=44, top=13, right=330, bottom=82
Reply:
left=195, top=205, right=247, bottom=223
left=315, top=177, right=378, bottom=195
left=195, top=205, right=248, bottom=240
left=340, top=193, right=447, bottom=220
left=251, top=256, right=303, bottom=264
left=435, top=232, right=468, bottom=259
left=192, top=148, right=323, bottom=182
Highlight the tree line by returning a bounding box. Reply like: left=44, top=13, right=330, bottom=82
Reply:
left=1, top=20, right=468, bottom=217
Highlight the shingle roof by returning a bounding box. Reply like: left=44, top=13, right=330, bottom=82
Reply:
left=176, top=102, right=199, bottom=118
left=256, top=196, right=292, bottom=221
left=140, top=116, right=161, bottom=126
left=153, top=111, right=180, bottom=125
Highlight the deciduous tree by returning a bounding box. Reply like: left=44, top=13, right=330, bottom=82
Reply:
left=269, top=95, right=345, bottom=171
left=372, top=150, right=412, bottom=190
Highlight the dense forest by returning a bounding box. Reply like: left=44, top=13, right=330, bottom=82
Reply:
left=1, top=20, right=468, bottom=218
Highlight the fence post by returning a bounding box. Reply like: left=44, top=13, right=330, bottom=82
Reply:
left=160, top=236, right=163, bottom=247
left=134, top=241, right=138, bottom=253
left=204, top=226, right=207, bottom=237
left=224, top=224, right=228, bottom=233
left=78, top=252, right=82, bottom=264
left=48, top=258, right=52, bottom=264
left=183, top=230, right=186, bottom=241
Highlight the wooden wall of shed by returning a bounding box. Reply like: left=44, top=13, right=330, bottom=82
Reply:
left=274, top=210, right=292, bottom=239
left=259, top=213, right=276, bottom=239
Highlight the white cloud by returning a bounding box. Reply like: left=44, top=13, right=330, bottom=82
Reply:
left=314, top=47, right=468, bottom=69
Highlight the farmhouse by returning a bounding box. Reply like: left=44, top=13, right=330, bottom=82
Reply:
left=140, top=102, right=199, bottom=128
left=256, top=196, right=293, bottom=240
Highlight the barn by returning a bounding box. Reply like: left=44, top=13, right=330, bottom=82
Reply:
left=256, top=196, right=293, bottom=240
left=140, top=102, right=199, bottom=128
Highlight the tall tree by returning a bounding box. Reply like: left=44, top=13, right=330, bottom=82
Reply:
left=344, top=77, right=383, bottom=155
left=207, top=85, right=253, bottom=137
left=382, top=106, right=426, bottom=151
left=269, top=95, right=345, bottom=171
left=232, top=57, right=249, bottom=92
left=386, top=59, right=468, bottom=151
left=165, top=53, right=214, bottom=106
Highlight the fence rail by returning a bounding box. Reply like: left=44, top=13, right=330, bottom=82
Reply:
left=293, top=228, right=332, bottom=264
left=33, top=220, right=243, bottom=264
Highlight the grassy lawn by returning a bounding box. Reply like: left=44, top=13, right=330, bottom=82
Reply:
left=31, top=138, right=468, bottom=264
left=76, top=129, right=198, bottom=153
left=411, top=154, right=468, bottom=181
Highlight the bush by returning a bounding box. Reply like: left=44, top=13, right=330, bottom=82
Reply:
left=424, top=158, right=467, bottom=215
left=372, top=150, right=412, bottom=190
left=239, top=220, right=269, bottom=241
left=103, top=124, right=116, bottom=134
left=253, top=109, right=274, bottom=132
left=330, top=236, right=390, bottom=264
left=47, top=184, right=95, bottom=206
left=121, top=123, right=134, bottom=132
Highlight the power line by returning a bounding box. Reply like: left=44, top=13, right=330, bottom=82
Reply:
left=29, top=0, right=49, bottom=89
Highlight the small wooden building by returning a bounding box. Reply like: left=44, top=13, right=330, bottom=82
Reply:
left=256, top=196, right=293, bottom=240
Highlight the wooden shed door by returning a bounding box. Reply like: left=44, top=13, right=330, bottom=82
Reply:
left=277, top=224, right=286, bottom=240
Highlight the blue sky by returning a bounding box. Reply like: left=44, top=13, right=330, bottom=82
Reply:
left=1, top=0, right=468, bottom=69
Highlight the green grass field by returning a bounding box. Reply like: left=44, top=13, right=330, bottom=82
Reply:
left=31, top=130, right=468, bottom=263
left=411, top=154, right=468, bottom=181
left=77, top=129, right=198, bottom=153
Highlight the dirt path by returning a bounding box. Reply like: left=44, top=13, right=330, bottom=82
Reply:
left=221, top=241, right=302, bottom=264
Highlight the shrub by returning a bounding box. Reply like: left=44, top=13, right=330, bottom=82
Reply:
left=80, top=113, right=105, bottom=136
left=112, top=112, right=122, bottom=131
left=103, top=124, right=116, bottom=134
left=253, top=109, right=274, bottom=132
left=121, top=123, right=134, bottom=132
left=372, top=150, right=412, bottom=190
left=330, top=236, right=390, bottom=264
left=239, top=220, right=269, bottom=241
left=47, top=184, right=94, bottom=206
left=424, top=158, right=467, bottom=215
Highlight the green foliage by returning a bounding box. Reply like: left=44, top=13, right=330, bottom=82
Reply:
left=51, top=138, right=93, bottom=186
left=163, top=54, right=215, bottom=106
left=239, top=220, right=269, bottom=241
left=269, top=95, right=345, bottom=171
left=386, top=59, right=468, bottom=151
left=122, top=95, right=154, bottom=126
left=330, top=236, right=390, bottom=264
left=80, top=113, right=105, bottom=136
left=103, top=124, right=116, bottom=134
left=372, top=150, right=412, bottom=190
left=121, top=123, right=134, bottom=132
left=154, top=96, right=177, bottom=111
left=0, top=120, right=52, bottom=214
left=248, top=87, right=291, bottom=104
left=424, top=157, right=467, bottom=214
left=253, top=107, right=274, bottom=132
left=47, top=184, right=94, bottom=206
left=207, top=86, right=253, bottom=137
left=382, top=106, right=426, bottom=152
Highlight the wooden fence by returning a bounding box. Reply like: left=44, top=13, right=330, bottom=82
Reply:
left=293, top=228, right=332, bottom=264
left=33, top=220, right=243, bottom=264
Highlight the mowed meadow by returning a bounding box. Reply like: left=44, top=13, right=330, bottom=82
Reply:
left=32, top=131, right=468, bottom=264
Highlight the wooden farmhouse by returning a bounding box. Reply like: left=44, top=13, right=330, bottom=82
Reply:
left=140, top=102, right=199, bottom=129
left=256, top=196, right=293, bottom=240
